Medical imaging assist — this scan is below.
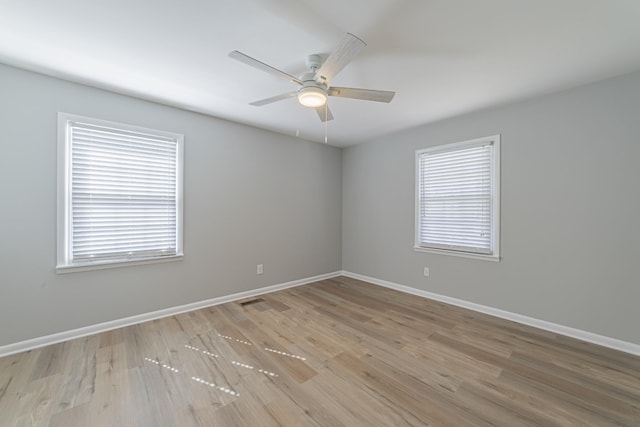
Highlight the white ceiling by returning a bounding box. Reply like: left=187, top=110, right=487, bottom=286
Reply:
left=1, top=0, right=639, bottom=147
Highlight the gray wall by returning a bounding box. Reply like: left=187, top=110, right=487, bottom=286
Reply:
left=343, top=71, right=640, bottom=345
left=0, top=64, right=342, bottom=346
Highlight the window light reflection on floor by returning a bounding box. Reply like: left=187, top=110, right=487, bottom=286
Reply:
left=231, top=360, right=279, bottom=377
left=218, top=334, right=253, bottom=346
left=264, top=347, right=306, bottom=361
left=184, top=344, right=219, bottom=358
left=191, top=376, right=239, bottom=396
left=141, top=333, right=304, bottom=401
left=143, top=357, right=180, bottom=373
left=143, top=356, right=239, bottom=398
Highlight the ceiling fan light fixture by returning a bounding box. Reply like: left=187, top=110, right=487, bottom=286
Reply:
left=298, top=86, right=327, bottom=108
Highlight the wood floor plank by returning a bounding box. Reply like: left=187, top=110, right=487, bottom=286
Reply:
left=430, top=331, right=640, bottom=421
left=1, top=276, right=639, bottom=426
left=331, top=350, right=477, bottom=426
left=498, top=369, right=634, bottom=426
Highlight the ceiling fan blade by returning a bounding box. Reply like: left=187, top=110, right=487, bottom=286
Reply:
left=315, top=105, right=334, bottom=122
left=328, top=86, right=395, bottom=103
left=229, top=50, right=302, bottom=85
left=249, top=91, right=298, bottom=106
left=315, top=33, right=366, bottom=84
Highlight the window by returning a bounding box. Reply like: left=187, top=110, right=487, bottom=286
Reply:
left=415, top=135, right=500, bottom=260
left=57, top=113, right=184, bottom=272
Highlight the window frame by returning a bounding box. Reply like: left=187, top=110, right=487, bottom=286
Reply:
left=56, top=112, right=184, bottom=273
left=414, top=135, right=500, bottom=261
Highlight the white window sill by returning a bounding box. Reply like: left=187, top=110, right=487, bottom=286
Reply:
left=414, top=246, right=500, bottom=262
left=56, top=254, right=184, bottom=274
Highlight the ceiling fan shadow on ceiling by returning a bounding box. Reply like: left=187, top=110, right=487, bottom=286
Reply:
left=229, top=33, right=395, bottom=122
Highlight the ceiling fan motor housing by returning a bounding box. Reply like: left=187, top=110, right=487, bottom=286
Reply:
left=305, top=54, right=323, bottom=72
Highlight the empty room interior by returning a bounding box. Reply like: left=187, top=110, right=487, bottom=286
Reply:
left=1, top=1, right=640, bottom=426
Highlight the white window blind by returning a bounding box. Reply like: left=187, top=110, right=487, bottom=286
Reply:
left=57, top=113, right=183, bottom=271
left=415, top=135, right=500, bottom=259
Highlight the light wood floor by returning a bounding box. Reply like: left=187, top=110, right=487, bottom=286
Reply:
left=1, top=276, right=639, bottom=426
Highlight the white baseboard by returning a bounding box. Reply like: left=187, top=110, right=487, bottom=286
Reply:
left=0, top=271, right=341, bottom=358
left=340, top=271, right=640, bottom=357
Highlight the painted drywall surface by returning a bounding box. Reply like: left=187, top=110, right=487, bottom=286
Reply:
left=0, top=63, right=342, bottom=346
left=343, top=71, right=640, bottom=345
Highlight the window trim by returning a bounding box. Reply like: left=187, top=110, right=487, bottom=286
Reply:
left=56, top=112, right=184, bottom=273
left=414, top=135, right=500, bottom=262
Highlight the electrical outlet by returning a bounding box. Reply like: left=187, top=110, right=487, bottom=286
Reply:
left=423, top=267, right=430, bottom=277
left=257, top=264, right=263, bottom=275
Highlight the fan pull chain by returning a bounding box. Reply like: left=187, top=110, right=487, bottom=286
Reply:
left=324, top=103, right=328, bottom=143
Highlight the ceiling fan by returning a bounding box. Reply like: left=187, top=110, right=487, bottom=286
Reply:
left=229, top=33, right=395, bottom=122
